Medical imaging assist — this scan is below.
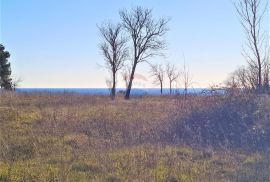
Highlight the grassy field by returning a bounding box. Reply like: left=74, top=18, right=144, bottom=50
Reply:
left=0, top=92, right=270, bottom=182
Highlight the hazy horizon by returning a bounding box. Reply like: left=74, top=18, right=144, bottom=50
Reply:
left=1, top=0, right=269, bottom=88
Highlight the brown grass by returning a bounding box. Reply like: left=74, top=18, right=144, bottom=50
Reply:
left=0, top=92, right=270, bottom=181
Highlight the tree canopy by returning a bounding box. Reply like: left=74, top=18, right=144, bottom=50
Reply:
left=0, top=44, right=12, bottom=90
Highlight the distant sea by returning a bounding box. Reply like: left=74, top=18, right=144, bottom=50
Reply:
left=16, top=88, right=209, bottom=95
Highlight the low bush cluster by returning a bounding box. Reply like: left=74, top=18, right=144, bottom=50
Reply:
left=175, top=94, right=270, bottom=150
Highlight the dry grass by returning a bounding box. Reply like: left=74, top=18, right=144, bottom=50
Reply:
left=0, top=92, right=270, bottom=181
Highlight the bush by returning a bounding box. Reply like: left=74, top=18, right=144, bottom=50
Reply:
left=106, top=176, right=121, bottom=182
left=71, top=163, right=100, bottom=173
left=176, top=94, right=270, bottom=150
left=1, top=141, right=35, bottom=162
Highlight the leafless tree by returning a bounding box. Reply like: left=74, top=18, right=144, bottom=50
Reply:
left=166, top=63, right=179, bottom=95
left=98, top=22, right=128, bottom=99
left=150, top=64, right=164, bottom=95
left=119, top=7, right=169, bottom=99
left=226, top=66, right=256, bottom=91
left=105, top=78, right=113, bottom=93
left=235, top=0, right=269, bottom=92
left=121, top=66, right=131, bottom=89
left=180, top=59, right=192, bottom=95
left=11, top=77, right=23, bottom=91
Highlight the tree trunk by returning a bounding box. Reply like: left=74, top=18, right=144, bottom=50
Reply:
left=258, top=61, right=262, bottom=92
left=169, top=81, right=172, bottom=95
left=160, top=82, right=163, bottom=95
left=111, top=73, right=116, bottom=100
left=253, top=24, right=262, bottom=92
left=125, top=65, right=136, bottom=99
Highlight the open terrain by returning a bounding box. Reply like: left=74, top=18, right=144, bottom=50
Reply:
left=0, top=92, right=270, bottom=182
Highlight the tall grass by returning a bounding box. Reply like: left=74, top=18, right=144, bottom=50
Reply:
left=0, top=92, right=269, bottom=181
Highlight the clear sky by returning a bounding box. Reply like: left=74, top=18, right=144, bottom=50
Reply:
left=0, top=0, right=269, bottom=88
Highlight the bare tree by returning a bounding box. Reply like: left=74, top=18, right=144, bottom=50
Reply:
left=238, top=66, right=256, bottom=89
left=181, top=59, right=192, bottom=95
left=121, top=66, right=131, bottom=89
left=235, top=0, right=269, bottom=92
left=226, top=66, right=256, bottom=91
left=11, top=77, right=23, bottom=91
left=105, top=78, right=113, bottom=93
left=226, top=47, right=270, bottom=93
left=150, top=64, right=164, bottom=95
left=120, top=7, right=169, bottom=99
left=166, top=63, right=179, bottom=95
left=98, top=22, right=128, bottom=99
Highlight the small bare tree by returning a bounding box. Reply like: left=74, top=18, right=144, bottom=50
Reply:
left=181, top=59, right=192, bottom=95
left=105, top=78, right=113, bottom=93
left=166, top=63, right=179, bottom=95
left=98, top=22, right=128, bottom=99
left=226, top=66, right=256, bottom=91
left=121, top=66, right=131, bottom=89
left=150, top=64, right=164, bottom=95
left=120, top=7, right=169, bottom=99
left=11, top=77, right=23, bottom=91
left=235, top=0, right=269, bottom=92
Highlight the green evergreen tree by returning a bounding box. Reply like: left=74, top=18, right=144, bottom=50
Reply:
left=0, top=44, right=12, bottom=90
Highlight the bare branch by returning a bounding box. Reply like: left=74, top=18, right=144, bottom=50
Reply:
left=166, top=62, right=180, bottom=95
left=150, top=64, right=165, bottom=94
left=120, top=6, right=169, bottom=99
left=180, top=56, right=192, bottom=95
left=98, top=22, right=128, bottom=99
left=234, top=0, right=268, bottom=91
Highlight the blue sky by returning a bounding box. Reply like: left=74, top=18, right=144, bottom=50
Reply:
left=0, top=0, right=269, bottom=88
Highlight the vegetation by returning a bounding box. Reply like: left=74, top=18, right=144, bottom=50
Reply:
left=120, top=7, right=169, bottom=99
left=0, top=92, right=270, bottom=181
left=231, top=0, right=269, bottom=93
left=1, top=1, right=269, bottom=181
left=99, top=6, right=169, bottom=99
left=150, top=64, right=165, bottom=95
left=0, top=44, right=12, bottom=90
left=166, top=63, right=179, bottom=95
left=98, top=22, right=128, bottom=100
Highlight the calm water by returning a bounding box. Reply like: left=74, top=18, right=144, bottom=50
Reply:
left=16, top=88, right=208, bottom=95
